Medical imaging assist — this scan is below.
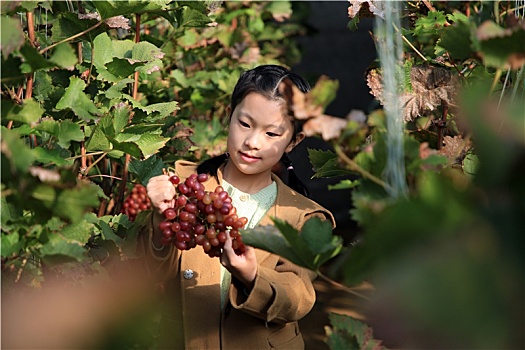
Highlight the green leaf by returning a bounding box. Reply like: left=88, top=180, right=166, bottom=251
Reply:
left=462, top=152, right=479, bottom=176
left=477, top=20, right=525, bottom=69
left=437, top=19, right=474, bottom=61
left=0, top=54, right=24, bottom=83
left=105, top=78, right=134, bottom=99
left=53, top=185, right=101, bottom=222
left=1, top=15, right=25, bottom=59
left=1, top=127, right=36, bottom=173
left=33, top=147, right=74, bottom=167
left=4, top=99, right=43, bottom=125
left=40, top=233, right=86, bottom=264
left=129, top=155, right=165, bottom=186
left=86, top=124, right=112, bottom=152
left=107, top=138, right=143, bottom=158
left=35, top=119, right=85, bottom=148
left=19, top=43, right=55, bottom=73
left=300, top=217, right=343, bottom=266
left=98, top=220, right=124, bottom=245
left=308, top=148, right=351, bottom=178
left=328, top=179, right=360, bottom=190
left=134, top=133, right=170, bottom=158
left=412, top=11, right=448, bottom=36
left=131, top=41, right=164, bottom=62
left=49, top=43, right=78, bottom=70
left=60, top=219, right=94, bottom=244
left=1, top=232, right=23, bottom=258
left=55, top=76, right=102, bottom=120
left=93, top=0, right=171, bottom=19
left=241, top=224, right=306, bottom=267
left=105, top=57, right=141, bottom=81
left=51, top=12, right=103, bottom=43
left=174, top=6, right=212, bottom=28
left=242, top=217, right=342, bottom=271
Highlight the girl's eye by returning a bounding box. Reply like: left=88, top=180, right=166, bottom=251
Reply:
left=266, top=132, right=280, bottom=137
left=239, top=120, right=250, bottom=128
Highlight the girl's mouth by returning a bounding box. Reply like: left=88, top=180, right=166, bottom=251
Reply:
left=239, top=151, right=261, bottom=163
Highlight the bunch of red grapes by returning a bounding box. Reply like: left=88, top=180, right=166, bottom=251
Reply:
left=159, top=172, right=247, bottom=258
left=121, top=184, right=151, bottom=221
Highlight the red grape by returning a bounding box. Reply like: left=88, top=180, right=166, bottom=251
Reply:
left=121, top=184, right=152, bottom=221
left=157, top=170, right=248, bottom=258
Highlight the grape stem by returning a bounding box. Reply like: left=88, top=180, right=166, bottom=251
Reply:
left=316, top=271, right=373, bottom=301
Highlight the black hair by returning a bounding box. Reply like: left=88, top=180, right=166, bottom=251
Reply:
left=197, top=65, right=310, bottom=196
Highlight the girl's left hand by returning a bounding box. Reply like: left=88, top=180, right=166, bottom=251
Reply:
left=220, top=233, right=257, bottom=291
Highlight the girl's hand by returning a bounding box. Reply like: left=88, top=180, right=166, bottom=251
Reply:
left=146, top=174, right=176, bottom=215
left=221, top=232, right=257, bottom=290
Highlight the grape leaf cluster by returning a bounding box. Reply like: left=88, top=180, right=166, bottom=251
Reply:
left=159, top=173, right=247, bottom=258
left=121, top=184, right=151, bottom=221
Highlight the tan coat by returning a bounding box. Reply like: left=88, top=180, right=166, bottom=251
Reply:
left=138, top=160, right=335, bottom=349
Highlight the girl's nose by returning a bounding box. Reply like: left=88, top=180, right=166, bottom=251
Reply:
left=244, top=133, right=261, bottom=150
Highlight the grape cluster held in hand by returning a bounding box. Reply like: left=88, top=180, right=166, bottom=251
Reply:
left=159, top=172, right=248, bottom=258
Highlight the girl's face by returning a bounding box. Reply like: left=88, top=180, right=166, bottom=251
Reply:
left=226, top=92, right=303, bottom=178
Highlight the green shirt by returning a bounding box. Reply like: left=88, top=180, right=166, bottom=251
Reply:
left=220, top=179, right=277, bottom=308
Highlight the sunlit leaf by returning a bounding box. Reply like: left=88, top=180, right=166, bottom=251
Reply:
left=49, top=43, right=78, bottom=70
left=93, top=0, right=171, bottom=20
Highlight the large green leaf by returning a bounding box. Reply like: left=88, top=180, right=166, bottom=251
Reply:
left=93, top=0, right=171, bottom=19
left=129, top=155, right=165, bottom=186
left=1, top=15, right=25, bottom=59
left=50, top=12, right=103, bottom=43
left=241, top=217, right=342, bottom=271
left=4, top=99, right=43, bottom=125
left=477, top=20, right=525, bottom=69
left=437, top=18, right=474, bottom=61
left=133, top=133, right=170, bottom=158
left=241, top=224, right=305, bottom=266
left=52, top=185, right=101, bottom=223
left=55, top=76, right=102, bottom=120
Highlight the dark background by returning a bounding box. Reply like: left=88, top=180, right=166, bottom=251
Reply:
left=289, top=1, right=377, bottom=238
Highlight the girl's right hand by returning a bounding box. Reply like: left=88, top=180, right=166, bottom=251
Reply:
left=146, top=174, right=176, bottom=215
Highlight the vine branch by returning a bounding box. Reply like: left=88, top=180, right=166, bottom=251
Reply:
left=39, top=20, right=104, bottom=54
left=334, top=145, right=391, bottom=190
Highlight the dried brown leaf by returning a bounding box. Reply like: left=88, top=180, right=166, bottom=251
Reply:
left=105, top=16, right=131, bottom=30
left=368, top=65, right=459, bottom=122
left=303, top=114, right=348, bottom=141
left=348, top=0, right=385, bottom=19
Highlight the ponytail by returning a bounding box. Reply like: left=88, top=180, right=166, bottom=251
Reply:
left=196, top=153, right=229, bottom=180
left=281, top=153, right=309, bottom=197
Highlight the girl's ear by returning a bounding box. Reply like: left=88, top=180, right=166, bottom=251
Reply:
left=285, top=131, right=305, bottom=153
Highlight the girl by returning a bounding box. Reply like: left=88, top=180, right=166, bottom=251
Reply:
left=139, top=65, right=335, bottom=349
